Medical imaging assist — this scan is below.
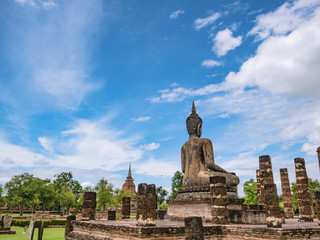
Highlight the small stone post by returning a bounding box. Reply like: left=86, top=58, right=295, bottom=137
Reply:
left=185, top=216, right=204, bottom=240
left=136, top=183, right=157, bottom=226
left=264, top=184, right=282, bottom=227
left=210, top=176, right=228, bottom=224
left=280, top=168, right=294, bottom=218
left=38, top=219, right=44, bottom=240
left=1, top=215, right=13, bottom=230
left=121, top=197, right=131, bottom=219
left=107, top=210, right=116, bottom=220
left=82, top=192, right=96, bottom=220
left=294, top=158, right=314, bottom=222
left=65, top=215, right=76, bottom=238
left=256, top=169, right=265, bottom=205
left=315, top=191, right=320, bottom=225
left=28, top=219, right=35, bottom=240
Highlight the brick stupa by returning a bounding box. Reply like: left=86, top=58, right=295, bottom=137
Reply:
left=122, top=164, right=136, bottom=194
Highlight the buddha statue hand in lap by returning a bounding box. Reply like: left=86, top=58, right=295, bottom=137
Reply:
left=181, top=102, right=239, bottom=189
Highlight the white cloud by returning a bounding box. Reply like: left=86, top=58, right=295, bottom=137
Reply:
left=140, top=142, right=160, bottom=151
left=81, top=181, right=95, bottom=188
left=248, top=0, right=320, bottom=40
left=213, top=28, right=242, bottom=56
left=14, top=0, right=57, bottom=9
left=169, top=9, right=185, bottom=19
left=193, top=13, right=220, bottom=30
left=130, top=116, right=151, bottom=122
left=225, top=7, right=320, bottom=98
left=38, top=137, right=54, bottom=152
left=135, top=159, right=179, bottom=177
left=201, top=59, right=221, bottom=68
left=3, top=0, right=103, bottom=111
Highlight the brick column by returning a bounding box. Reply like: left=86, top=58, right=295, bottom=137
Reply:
left=82, top=192, right=96, bottom=220
left=264, top=184, right=282, bottom=227
left=185, top=216, right=204, bottom=240
left=107, top=210, right=116, bottom=220
left=259, top=155, right=274, bottom=185
left=65, top=215, right=76, bottom=238
left=280, top=168, right=294, bottom=218
left=121, top=197, right=131, bottom=219
left=315, top=191, right=320, bottom=225
left=136, top=183, right=157, bottom=226
left=256, top=169, right=265, bottom=205
left=210, top=176, right=228, bottom=224
left=294, top=158, right=314, bottom=222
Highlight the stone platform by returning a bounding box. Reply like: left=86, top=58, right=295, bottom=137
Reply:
left=66, top=218, right=320, bottom=240
left=0, top=230, right=16, bottom=234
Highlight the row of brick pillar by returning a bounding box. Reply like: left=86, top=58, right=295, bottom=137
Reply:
left=257, top=155, right=319, bottom=224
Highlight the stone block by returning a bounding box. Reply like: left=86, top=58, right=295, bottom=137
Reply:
left=136, top=183, right=157, bottom=226
left=1, top=215, right=12, bottom=230
left=65, top=215, right=76, bottom=238
left=121, top=197, right=131, bottom=219
left=107, top=210, right=116, bottom=220
left=185, top=216, right=204, bottom=240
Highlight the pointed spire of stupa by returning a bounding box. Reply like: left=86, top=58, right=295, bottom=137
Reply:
left=192, top=101, right=196, bottom=113
left=126, top=163, right=133, bottom=180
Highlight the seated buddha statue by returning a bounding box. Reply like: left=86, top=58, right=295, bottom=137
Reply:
left=181, top=102, right=239, bottom=189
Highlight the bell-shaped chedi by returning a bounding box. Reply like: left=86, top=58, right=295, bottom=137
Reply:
left=122, top=163, right=136, bottom=194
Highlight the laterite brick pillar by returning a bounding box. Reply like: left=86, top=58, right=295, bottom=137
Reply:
left=121, top=197, right=131, bottom=219
left=315, top=191, right=320, bottom=225
left=280, top=168, right=294, bottom=218
left=256, top=169, right=265, bottom=206
left=264, top=184, right=282, bottom=227
left=294, top=158, right=314, bottom=222
left=82, top=192, right=96, bottom=220
left=136, top=183, right=157, bottom=226
left=210, top=176, right=228, bottom=224
left=185, top=216, right=204, bottom=240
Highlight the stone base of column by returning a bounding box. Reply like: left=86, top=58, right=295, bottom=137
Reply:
left=264, top=184, right=282, bottom=228
left=185, top=216, right=204, bottom=240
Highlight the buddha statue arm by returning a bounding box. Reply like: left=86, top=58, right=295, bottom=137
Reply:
left=203, top=140, right=228, bottom=173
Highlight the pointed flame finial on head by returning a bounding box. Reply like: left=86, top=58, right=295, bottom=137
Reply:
left=192, top=101, right=196, bottom=114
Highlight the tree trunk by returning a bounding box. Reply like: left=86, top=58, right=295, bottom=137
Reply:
left=19, top=203, right=24, bottom=216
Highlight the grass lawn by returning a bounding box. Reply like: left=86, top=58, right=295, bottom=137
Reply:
left=1, top=227, right=65, bottom=240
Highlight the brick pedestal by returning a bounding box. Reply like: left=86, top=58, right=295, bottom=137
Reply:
left=136, top=183, right=157, bottom=226
left=210, top=176, right=228, bottom=224
left=264, top=184, right=282, bottom=228
left=294, top=158, right=314, bottom=222
left=280, top=168, right=294, bottom=218
left=185, top=216, right=204, bottom=240
left=122, top=197, right=131, bottom=219
left=82, top=192, right=96, bottom=220
left=315, top=191, right=320, bottom=225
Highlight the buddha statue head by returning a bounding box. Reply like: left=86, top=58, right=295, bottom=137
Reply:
left=186, top=101, right=202, bottom=137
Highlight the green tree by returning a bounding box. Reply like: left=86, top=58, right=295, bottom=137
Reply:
left=37, top=179, right=56, bottom=211
left=59, top=185, right=75, bottom=215
left=0, top=185, right=4, bottom=206
left=156, top=186, right=168, bottom=207
left=95, top=178, right=114, bottom=212
left=5, top=173, right=39, bottom=215
left=169, top=171, right=184, bottom=199
left=243, top=178, right=257, bottom=205
left=53, top=172, right=82, bottom=211
left=112, top=188, right=136, bottom=209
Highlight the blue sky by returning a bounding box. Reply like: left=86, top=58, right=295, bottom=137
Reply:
left=0, top=0, right=320, bottom=196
